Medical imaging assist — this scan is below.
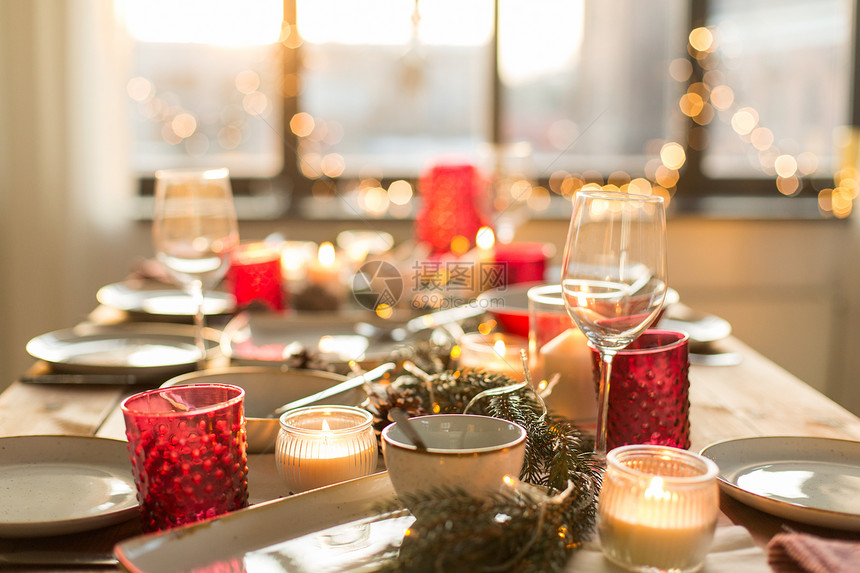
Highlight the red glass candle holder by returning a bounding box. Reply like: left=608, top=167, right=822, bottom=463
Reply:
left=228, top=242, right=285, bottom=312
left=492, top=242, right=550, bottom=286
left=591, top=330, right=690, bottom=451
left=121, top=384, right=249, bottom=532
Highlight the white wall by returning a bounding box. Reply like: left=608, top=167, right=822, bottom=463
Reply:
left=3, top=1, right=860, bottom=417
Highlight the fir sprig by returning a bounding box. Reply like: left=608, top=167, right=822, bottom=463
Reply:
left=364, top=364, right=601, bottom=572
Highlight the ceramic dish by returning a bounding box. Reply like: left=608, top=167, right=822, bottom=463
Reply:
left=700, top=436, right=860, bottom=530
left=26, top=323, right=221, bottom=381
left=0, top=436, right=138, bottom=537
left=161, top=367, right=367, bottom=453
left=220, top=311, right=404, bottom=370
left=116, top=472, right=407, bottom=572
left=97, top=279, right=235, bottom=317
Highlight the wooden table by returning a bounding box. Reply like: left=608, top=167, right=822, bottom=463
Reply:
left=2, top=315, right=860, bottom=570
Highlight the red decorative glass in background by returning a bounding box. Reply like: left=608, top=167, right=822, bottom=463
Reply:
left=227, top=242, right=284, bottom=312
left=415, top=163, right=489, bottom=254
left=492, top=242, right=550, bottom=286
left=591, top=330, right=690, bottom=451
left=121, top=384, right=249, bottom=533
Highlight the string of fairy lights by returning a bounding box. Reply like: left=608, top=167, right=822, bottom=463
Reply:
left=128, top=20, right=855, bottom=219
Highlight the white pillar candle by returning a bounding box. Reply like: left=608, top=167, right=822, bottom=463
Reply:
left=538, top=327, right=596, bottom=423
left=275, top=406, right=377, bottom=493
left=598, top=445, right=720, bottom=573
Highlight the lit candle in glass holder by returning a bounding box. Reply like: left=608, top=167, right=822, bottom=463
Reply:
left=228, top=241, right=284, bottom=312
left=307, top=242, right=342, bottom=285
left=598, top=445, right=720, bottom=573
left=457, top=332, right=527, bottom=380
left=275, top=406, right=377, bottom=493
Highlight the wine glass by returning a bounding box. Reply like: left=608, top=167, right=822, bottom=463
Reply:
left=561, top=190, right=667, bottom=461
left=153, top=168, right=239, bottom=368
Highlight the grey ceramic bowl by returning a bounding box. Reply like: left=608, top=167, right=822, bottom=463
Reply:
left=381, top=414, right=527, bottom=501
left=161, top=367, right=366, bottom=453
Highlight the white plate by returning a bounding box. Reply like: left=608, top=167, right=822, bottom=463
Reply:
left=700, top=436, right=860, bottom=530
left=0, top=436, right=138, bottom=537
left=97, top=279, right=235, bottom=317
left=26, top=323, right=221, bottom=381
left=221, top=312, right=402, bottom=369
left=116, top=472, right=407, bottom=572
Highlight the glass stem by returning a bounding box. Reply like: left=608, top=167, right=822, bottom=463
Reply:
left=190, top=279, right=206, bottom=370
left=594, top=351, right=616, bottom=462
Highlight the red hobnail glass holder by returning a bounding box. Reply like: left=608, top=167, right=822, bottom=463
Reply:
left=121, top=383, right=249, bottom=532
left=591, top=329, right=691, bottom=451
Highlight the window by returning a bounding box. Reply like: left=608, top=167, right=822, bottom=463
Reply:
left=121, top=0, right=857, bottom=220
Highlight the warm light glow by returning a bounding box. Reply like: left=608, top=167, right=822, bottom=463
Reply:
left=688, top=27, right=714, bottom=52
left=493, top=339, right=506, bottom=358
left=750, top=127, right=774, bottom=151
left=170, top=113, right=197, bottom=138
left=644, top=476, right=671, bottom=501
left=660, top=143, right=686, bottom=170
left=388, top=180, right=414, bottom=205
left=376, top=304, right=394, bottom=319
left=668, top=58, right=692, bottom=82
left=628, top=178, right=653, bottom=196
left=476, top=226, right=495, bottom=250
left=321, top=154, right=346, bottom=178
left=679, top=93, right=704, bottom=117
left=774, top=155, right=798, bottom=178
left=731, top=108, right=758, bottom=135
left=360, top=186, right=390, bottom=215
left=450, top=235, right=470, bottom=256
left=290, top=112, right=315, bottom=137
left=235, top=70, right=261, bottom=94
left=527, top=186, right=552, bottom=210
left=709, top=85, right=734, bottom=110
left=126, top=77, right=153, bottom=102
left=318, top=242, right=336, bottom=267
left=321, top=418, right=331, bottom=432
left=123, top=0, right=283, bottom=46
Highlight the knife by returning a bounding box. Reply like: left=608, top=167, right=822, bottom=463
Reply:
left=270, top=362, right=395, bottom=417
left=20, top=373, right=139, bottom=385
left=0, top=550, right=118, bottom=566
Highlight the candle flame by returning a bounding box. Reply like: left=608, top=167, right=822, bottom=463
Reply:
left=476, top=226, right=495, bottom=250
left=644, top=476, right=671, bottom=501
left=321, top=418, right=331, bottom=432
left=318, top=242, right=336, bottom=267
left=493, top=339, right=506, bottom=357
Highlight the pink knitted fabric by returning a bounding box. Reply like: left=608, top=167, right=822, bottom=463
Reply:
left=768, top=532, right=860, bottom=573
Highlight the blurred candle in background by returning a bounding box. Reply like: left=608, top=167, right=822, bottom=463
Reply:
left=306, top=241, right=343, bottom=287
left=458, top=332, right=527, bottom=380
left=228, top=241, right=284, bottom=312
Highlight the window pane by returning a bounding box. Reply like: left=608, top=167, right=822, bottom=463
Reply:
left=499, top=0, right=690, bottom=177
left=296, top=0, right=494, bottom=178
left=121, top=0, right=285, bottom=178
left=702, top=0, right=852, bottom=181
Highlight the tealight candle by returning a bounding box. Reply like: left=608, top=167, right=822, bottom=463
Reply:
left=275, top=406, right=377, bottom=493
left=457, top=332, right=527, bottom=380
left=598, top=445, right=720, bottom=573
left=306, top=242, right=343, bottom=288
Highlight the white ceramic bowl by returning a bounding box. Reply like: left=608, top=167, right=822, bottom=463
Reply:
left=161, top=367, right=366, bottom=453
left=381, top=414, right=527, bottom=500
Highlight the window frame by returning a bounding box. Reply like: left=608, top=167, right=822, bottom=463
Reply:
left=134, top=0, right=857, bottom=221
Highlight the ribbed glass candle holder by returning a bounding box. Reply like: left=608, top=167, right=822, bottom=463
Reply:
left=275, top=406, right=377, bottom=493
left=598, top=445, right=720, bottom=573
